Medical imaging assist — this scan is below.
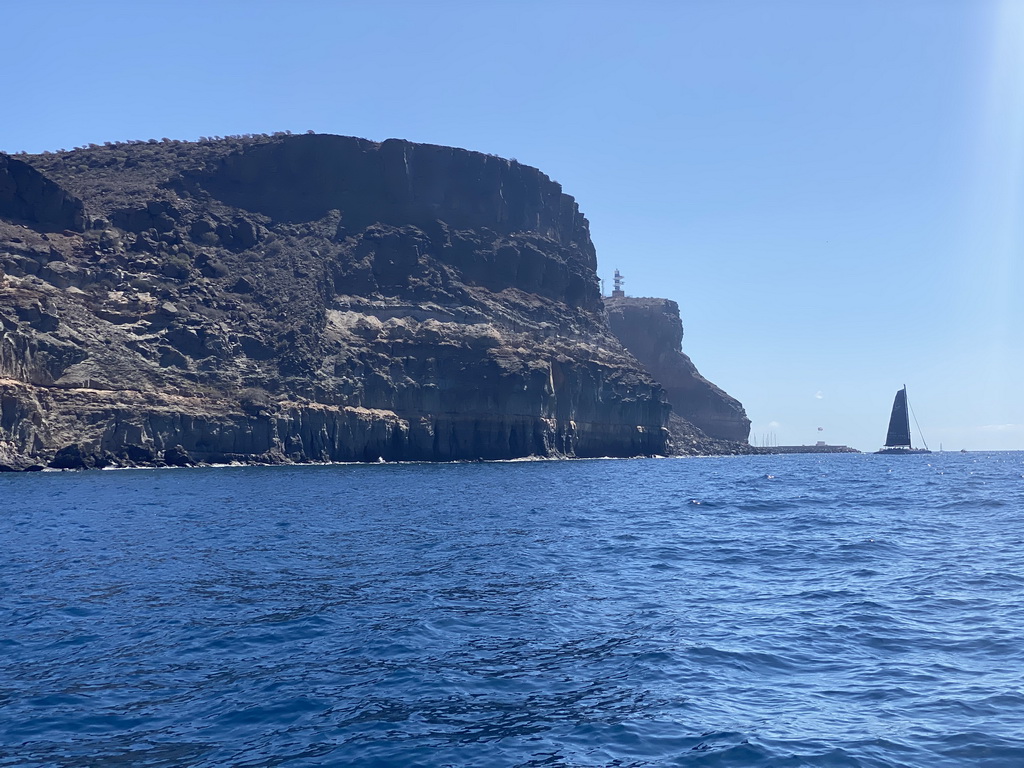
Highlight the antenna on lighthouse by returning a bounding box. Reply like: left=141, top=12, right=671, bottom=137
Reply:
left=611, top=269, right=625, bottom=298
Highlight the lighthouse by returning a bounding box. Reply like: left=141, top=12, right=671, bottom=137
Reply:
left=611, top=269, right=625, bottom=298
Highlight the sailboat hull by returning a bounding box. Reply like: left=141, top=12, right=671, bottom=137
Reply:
left=875, top=447, right=931, bottom=455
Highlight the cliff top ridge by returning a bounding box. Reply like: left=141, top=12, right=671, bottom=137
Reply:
left=8, top=133, right=593, bottom=255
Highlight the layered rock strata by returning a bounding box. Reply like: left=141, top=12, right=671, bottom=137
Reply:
left=0, top=134, right=673, bottom=468
left=606, top=296, right=750, bottom=444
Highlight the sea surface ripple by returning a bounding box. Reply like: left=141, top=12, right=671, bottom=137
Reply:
left=2, top=452, right=1024, bottom=767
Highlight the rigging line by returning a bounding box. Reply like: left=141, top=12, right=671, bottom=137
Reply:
left=908, top=397, right=929, bottom=452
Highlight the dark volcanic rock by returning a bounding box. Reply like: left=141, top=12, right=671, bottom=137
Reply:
left=194, top=136, right=590, bottom=252
left=0, top=154, right=85, bottom=232
left=50, top=443, right=108, bottom=470
left=162, top=444, right=193, bottom=467
left=607, top=296, right=751, bottom=443
left=0, top=134, right=683, bottom=466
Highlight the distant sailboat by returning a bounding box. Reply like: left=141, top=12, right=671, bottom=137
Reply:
left=876, top=386, right=930, bottom=454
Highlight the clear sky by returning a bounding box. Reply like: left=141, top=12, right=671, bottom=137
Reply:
left=5, top=0, right=1021, bottom=451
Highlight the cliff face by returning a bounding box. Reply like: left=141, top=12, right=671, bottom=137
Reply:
left=606, top=297, right=750, bottom=443
left=0, top=154, right=86, bottom=233
left=0, top=134, right=669, bottom=468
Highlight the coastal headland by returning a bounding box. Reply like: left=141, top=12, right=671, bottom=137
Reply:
left=0, top=133, right=750, bottom=469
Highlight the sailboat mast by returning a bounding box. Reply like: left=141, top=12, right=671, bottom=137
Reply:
left=902, top=384, right=910, bottom=446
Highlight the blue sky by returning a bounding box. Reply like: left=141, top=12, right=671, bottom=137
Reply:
left=5, top=0, right=1021, bottom=451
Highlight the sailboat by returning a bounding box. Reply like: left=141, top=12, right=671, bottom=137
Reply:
left=876, top=386, right=931, bottom=454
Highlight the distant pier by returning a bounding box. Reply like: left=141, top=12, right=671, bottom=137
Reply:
left=753, top=443, right=860, bottom=455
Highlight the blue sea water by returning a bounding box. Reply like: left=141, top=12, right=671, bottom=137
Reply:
left=2, top=452, right=1024, bottom=767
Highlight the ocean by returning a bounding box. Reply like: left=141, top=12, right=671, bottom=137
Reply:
left=2, top=452, right=1023, bottom=767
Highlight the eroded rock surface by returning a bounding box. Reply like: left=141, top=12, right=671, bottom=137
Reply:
left=0, top=134, right=675, bottom=468
left=606, top=296, right=751, bottom=444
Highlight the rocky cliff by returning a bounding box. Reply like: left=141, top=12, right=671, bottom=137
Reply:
left=0, top=133, right=674, bottom=469
left=606, top=297, right=750, bottom=444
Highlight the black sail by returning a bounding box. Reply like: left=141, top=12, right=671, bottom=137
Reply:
left=884, top=387, right=912, bottom=447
